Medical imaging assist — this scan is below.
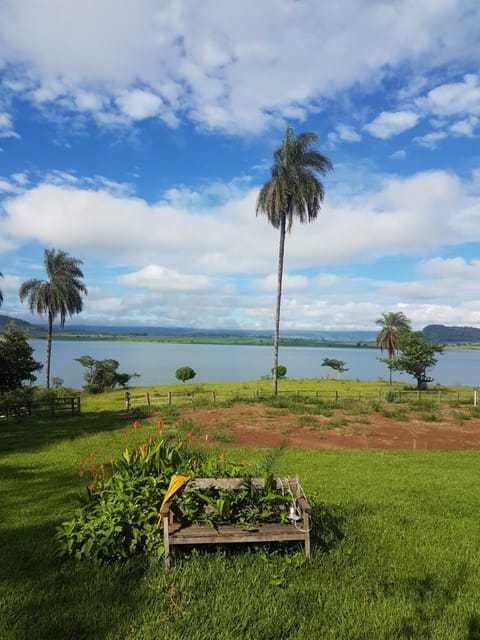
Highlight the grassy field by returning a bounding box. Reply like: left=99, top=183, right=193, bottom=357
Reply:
left=1, top=383, right=480, bottom=639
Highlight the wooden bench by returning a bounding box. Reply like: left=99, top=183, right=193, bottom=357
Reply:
left=160, top=476, right=311, bottom=566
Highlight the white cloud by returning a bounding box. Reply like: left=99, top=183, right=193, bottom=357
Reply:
left=450, top=116, right=479, bottom=137
left=116, top=89, right=164, bottom=121
left=0, top=1, right=478, bottom=133
left=391, top=149, right=406, bottom=159
left=0, top=112, right=19, bottom=138
left=252, top=273, right=309, bottom=292
left=419, top=257, right=480, bottom=279
left=1, top=168, right=480, bottom=278
left=417, top=74, right=480, bottom=118
left=328, top=123, right=361, bottom=145
left=364, top=111, right=419, bottom=139
left=413, top=131, right=447, bottom=149
left=117, top=264, right=213, bottom=292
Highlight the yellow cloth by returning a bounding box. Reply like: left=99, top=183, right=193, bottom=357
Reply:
left=157, top=474, right=190, bottom=526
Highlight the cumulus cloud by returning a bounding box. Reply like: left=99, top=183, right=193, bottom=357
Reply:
left=0, top=0, right=478, bottom=133
left=364, top=111, right=419, bottom=139
left=117, top=264, right=214, bottom=292
left=416, top=74, right=480, bottom=118
left=252, top=273, right=309, bottom=292
left=413, top=131, right=448, bottom=148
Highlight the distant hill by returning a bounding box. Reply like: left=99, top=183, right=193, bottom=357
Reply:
left=422, top=324, right=480, bottom=343
left=0, top=315, right=33, bottom=330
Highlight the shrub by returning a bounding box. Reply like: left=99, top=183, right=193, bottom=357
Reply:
left=175, top=366, right=196, bottom=383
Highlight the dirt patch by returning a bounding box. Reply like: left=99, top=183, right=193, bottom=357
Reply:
left=178, top=402, right=480, bottom=450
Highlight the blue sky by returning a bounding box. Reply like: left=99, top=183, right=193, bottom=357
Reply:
left=0, top=0, right=479, bottom=332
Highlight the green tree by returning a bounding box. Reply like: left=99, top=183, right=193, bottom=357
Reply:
left=390, top=332, right=443, bottom=390
left=271, top=364, right=287, bottom=379
left=321, top=357, right=349, bottom=380
left=0, top=321, right=43, bottom=392
left=19, top=248, right=87, bottom=389
left=75, top=356, right=138, bottom=393
left=375, top=311, right=412, bottom=385
left=175, top=366, right=196, bottom=383
left=256, top=127, right=333, bottom=395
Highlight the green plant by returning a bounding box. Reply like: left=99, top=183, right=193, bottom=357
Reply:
left=175, top=366, right=196, bottom=383
left=75, top=355, right=138, bottom=393
left=0, top=321, right=43, bottom=392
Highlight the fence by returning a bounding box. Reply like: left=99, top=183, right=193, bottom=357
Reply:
left=0, top=396, right=81, bottom=420
left=123, top=387, right=479, bottom=410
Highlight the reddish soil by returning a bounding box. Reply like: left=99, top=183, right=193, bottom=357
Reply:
left=178, top=402, right=480, bottom=450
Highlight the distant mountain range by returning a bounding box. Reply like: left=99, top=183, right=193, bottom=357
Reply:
left=1, top=315, right=479, bottom=344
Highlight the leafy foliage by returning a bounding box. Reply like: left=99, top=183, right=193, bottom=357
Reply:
left=175, top=365, right=196, bottom=383
left=0, top=321, right=43, bottom=392
left=256, top=126, right=333, bottom=396
left=55, top=439, right=299, bottom=562
left=376, top=311, right=412, bottom=384
left=75, top=355, right=138, bottom=393
left=271, top=364, right=287, bottom=378
left=391, top=331, right=444, bottom=390
left=19, top=248, right=87, bottom=388
left=321, top=357, right=349, bottom=379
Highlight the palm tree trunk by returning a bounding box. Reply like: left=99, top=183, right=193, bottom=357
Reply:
left=45, top=310, right=53, bottom=389
left=273, top=214, right=286, bottom=396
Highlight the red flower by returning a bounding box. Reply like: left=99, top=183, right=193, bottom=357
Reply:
left=123, top=429, right=129, bottom=439
left=89, top=452, right=94, bottom=461
left=88, top=484, right=95, bottom=493
left=133, top=420, right=140, bottom=431
left=78, top=469, right=84, bottom=478
left=156, top=419, right=163, bottom=432
left=187, top=431, right=193, bottom=442
left=80, top=457, right=85, bottom=466
left=91, top=465, right=97, bottom=474
left=219, top=452, right=225, bottom=462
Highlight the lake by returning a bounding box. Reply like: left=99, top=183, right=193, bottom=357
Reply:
left=29, top=340, right=480, bottom=389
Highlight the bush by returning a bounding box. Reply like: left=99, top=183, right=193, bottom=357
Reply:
left=175, top=366, right=196, bottom=383
left=55, top=439, right=298, bottom=562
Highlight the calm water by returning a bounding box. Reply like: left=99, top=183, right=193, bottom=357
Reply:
left=30, top=340, right=480, bottom=389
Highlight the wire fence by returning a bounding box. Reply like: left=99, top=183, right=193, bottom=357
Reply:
left=123, top=387, right=479, bottom=410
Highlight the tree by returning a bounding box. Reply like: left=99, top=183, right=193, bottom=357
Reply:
left=19, top=248, right=87, bottom=389
left=256, top=127, right=333, bottom=395
left=271, top=364, right=287, bottom=379
left=375, top=311, right=412, bottom=385
left=0, top=271, right=3, bottom=308
left=390, top=332, right=443, bottom=390
left=175, top=366, right=196, bottom=383
left=75, top=356, right=138, bottom=393
left=0, top=321, right=43, bottom=392
left=321, top=357, right=349, bottom=380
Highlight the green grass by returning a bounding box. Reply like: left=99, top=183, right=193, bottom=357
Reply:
left=2, top=386, right=480, bottom=639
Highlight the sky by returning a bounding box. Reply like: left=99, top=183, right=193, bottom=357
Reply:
left=0, top=0, right=479, bottom=333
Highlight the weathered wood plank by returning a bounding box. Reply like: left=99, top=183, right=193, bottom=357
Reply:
left=168, top=523, right=307, bottom=545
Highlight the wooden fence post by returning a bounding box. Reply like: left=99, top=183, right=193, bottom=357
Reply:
left=212, top=391, right=216, bottom=404
left=168, top=391, right=172, bottom=406
left=145, top=392, right=150, bottom=407
left=125, top=391, right=130, bottom=412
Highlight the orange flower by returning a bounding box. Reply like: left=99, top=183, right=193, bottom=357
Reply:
left=88, top=484, right=95, bottom=493
left=80, top=457, right=85, bottom=466
left=156, top=419, right=163, bottom=432
left=133, top=420, right=140, bottom=431
left=219, top=452, right=225, bottom=462
left=99, top=464, right=104, bottom=471
left=78, top=469, right=84, bottom=478
left=187, top=431, right=193, bottom=442
left=123, top=429, right=129, bottom=439
left=142, top=443, right=148, bottom=454
left=91, top=464, right=97, bottom=474
left=89, top=452, right=94, bottom=461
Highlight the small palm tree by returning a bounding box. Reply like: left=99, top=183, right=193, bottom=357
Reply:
left=19, top=249, right=87, bottom=388
left=256, top=126, right=333, bottom=395
left=376, top=311, right=412, bottom=384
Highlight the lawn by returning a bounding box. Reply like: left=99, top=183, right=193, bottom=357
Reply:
left=1, top=385, right=480, bottom=639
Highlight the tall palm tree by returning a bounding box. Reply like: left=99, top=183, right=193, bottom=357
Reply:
left=376, top=311, right=412, bottom=385
left=256, top=127, right=333, bottom=395
left=19, top=249, right=87, bottom=388
left=0, top=272, right=3, bottom=308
